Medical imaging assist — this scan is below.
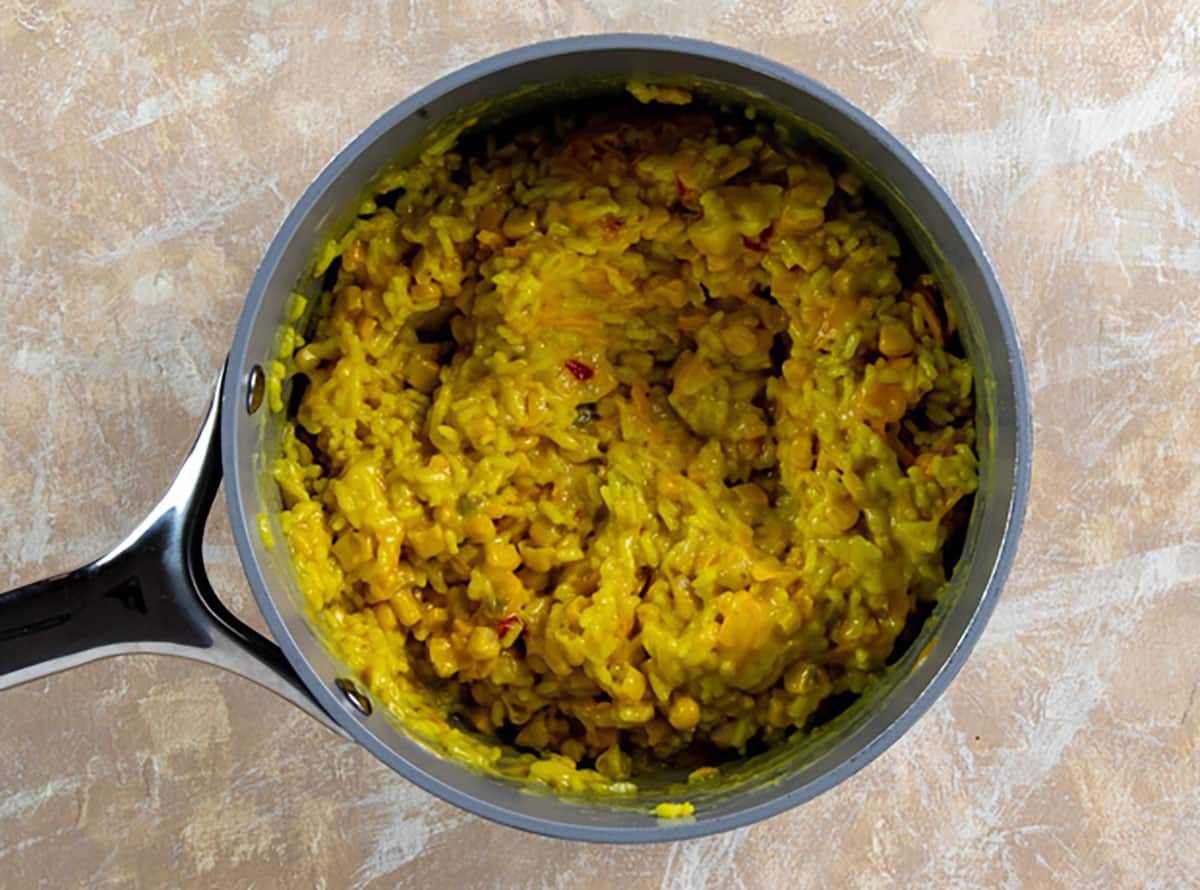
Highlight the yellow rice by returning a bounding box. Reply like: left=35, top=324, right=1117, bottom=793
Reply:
left=271, top=90, right=977, bottom=791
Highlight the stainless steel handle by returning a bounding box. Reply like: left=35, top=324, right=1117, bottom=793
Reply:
left=0, top=364, right=346, bottom=737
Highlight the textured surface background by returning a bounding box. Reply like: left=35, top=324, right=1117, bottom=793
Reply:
left=2, top=1, right=1199, bottom=887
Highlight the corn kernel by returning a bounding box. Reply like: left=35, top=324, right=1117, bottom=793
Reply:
left=389, top=590, right=422, bottom=628
left=466, top=626, right=501, bottom=661
left=293, top=345, right=321, bottom=372
left=332, top=531, right=373, bottom=571
left=373, top=602, right=397, bottom=631
left=409, top=526, right=445, bottom=559
left=595, top=745, right=632, bottom=780
left=668, top=695, right=701, bottom=731
left=462, top=514, right=495, bottom=542
left=405, top=354, right=441, bottom=393
left=720, top=324, right=759, bottom=357
left=879, top=322, right=914, bottom=357
left=484, top=541, right=521, bottom=571
left=517, top=542, right=555, bottom=573
left=428, top=636, right=459, bottom=678
left=528, top=518, right=557, bottom=547
left=615, top=666, right=647, bottom=703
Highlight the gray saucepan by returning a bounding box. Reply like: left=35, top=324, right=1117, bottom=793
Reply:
left=0, top=35, right=1031, bottom=843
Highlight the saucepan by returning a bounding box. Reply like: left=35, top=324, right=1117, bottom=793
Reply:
left=0, top=35, right=1031, bottom=842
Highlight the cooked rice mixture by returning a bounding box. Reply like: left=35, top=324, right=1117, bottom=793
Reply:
left=272, top=92, right=977, bottom=790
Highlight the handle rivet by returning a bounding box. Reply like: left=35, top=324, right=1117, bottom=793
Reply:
left=336, top=677, right=373, bottom=716
left=246, top=365, right=266, bottom=414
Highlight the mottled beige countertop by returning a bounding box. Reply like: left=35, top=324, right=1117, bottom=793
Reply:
left=2, top=1, right=1198, bottom=887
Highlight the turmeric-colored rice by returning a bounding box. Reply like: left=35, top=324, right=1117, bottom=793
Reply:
left=272, top=91, right=977, bottom=790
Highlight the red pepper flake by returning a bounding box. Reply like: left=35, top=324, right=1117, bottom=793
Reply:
left=676, top=175, right=690, bottom=198
left=497, top=615, right=524, bottom=641
left=742, top=225, right=774, bottom=252
left=564, top=358, right=594, bottom=381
